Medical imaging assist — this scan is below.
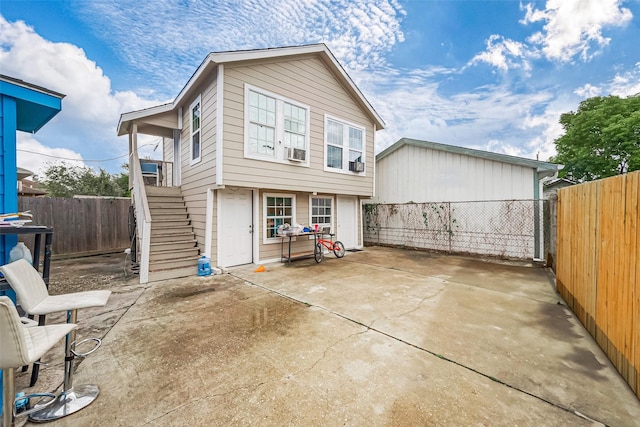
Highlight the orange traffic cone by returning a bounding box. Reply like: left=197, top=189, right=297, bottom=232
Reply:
left=254, top=265, right=266, bottom=273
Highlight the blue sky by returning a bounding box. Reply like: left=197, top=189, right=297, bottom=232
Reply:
left=1, top=0, right=639, bottom=176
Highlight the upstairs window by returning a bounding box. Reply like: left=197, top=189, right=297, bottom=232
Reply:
left=284, top=103, right=307, bottom=150
left=245, top=85, right=310, bottom=165
left=248, top=91, right=276, bottom=156
left=324, top=115, right=365, bottom=174
left=190, top=96, right=202, bottom=164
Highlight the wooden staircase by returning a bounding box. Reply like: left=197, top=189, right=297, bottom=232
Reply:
left=145, top=186, right=200, bottom=282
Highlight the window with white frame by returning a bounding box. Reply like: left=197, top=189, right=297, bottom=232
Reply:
left=264, top=194, right=296, bottom=242
left=325, top=115, right=365, bottom=173
left=245, top=85, right=309, bottom=164
left=310, top=196, right=333, bottom=233
left=190, top=96, right=202, bottom=164
left=248, top=91, right=276, bottom=156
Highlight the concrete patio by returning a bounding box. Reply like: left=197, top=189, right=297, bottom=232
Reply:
left=15, top=246, right=640, bottom=426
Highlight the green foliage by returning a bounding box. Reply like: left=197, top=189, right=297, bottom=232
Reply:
left=41, top=163, right=130, bottom=198
left=363, top=203, right=379, bottom=232
left=550, top=94, right=640, bottom=182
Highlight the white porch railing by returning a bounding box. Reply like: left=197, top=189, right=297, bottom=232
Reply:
left=130, top=149, right=151, bottom=284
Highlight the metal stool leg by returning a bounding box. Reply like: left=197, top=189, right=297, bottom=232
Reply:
left=3, top=368, right=16, bottom=427
left=28, top=309, right=100, bottom=422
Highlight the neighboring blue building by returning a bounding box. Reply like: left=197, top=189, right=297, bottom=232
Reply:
left=0, top=75, right=63, bottom=414
left=0, top=75, right=64, bottom=262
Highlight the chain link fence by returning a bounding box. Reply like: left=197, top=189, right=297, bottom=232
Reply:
left=364, top=200, right=549, bottom=260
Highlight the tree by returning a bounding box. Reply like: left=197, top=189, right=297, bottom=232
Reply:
left=41, top=163, right=130, bottom=198
left=550, top=94, right=640, bottom=182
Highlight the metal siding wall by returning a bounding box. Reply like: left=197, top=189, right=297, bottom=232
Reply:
left=375, top=146, right=535, bottom=203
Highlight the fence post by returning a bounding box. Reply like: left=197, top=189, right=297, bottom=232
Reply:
left=547, top=194, right=558, bottom=270
left=447, top=202, right=452, bottom=253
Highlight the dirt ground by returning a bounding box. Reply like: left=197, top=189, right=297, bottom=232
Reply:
left=47, top=252, right=139, bottom=294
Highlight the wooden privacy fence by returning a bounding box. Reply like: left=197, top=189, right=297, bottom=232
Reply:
left=18, top=197, right=131, bottom=257
left=556, top=171, right=639, bottom=399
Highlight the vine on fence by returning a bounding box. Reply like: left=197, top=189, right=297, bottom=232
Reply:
left=364, top=203, right=380, bottom=233
left=421, top=203, right=458, bottom=237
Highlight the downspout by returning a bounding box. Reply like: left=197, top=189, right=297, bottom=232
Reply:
left=533, top=170, right=542, bottom=260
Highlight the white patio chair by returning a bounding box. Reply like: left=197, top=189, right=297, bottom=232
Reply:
left=1, top=296, right=76, bottom=427
left=0, top=259, right=111, bottom=422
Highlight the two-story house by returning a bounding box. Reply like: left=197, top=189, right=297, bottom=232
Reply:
left=118, top=44, right=385, bottom=283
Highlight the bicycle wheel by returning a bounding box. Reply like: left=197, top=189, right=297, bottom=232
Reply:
left=333, top=241, right=345, bottom=258
left=314, top=243, right=324, bottom=263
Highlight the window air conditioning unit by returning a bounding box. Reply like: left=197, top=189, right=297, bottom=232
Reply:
left=287, top=147, right=306, bottom=162
left=349, top=161, right=365, bottom=172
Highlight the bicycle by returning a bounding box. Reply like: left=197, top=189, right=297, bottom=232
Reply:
left=313, top=230, right=345, bottom=263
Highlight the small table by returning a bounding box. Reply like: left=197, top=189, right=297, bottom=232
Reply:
left=0, top=225, right=53, bottom=386
left=278, top=231, right=319, bottom=265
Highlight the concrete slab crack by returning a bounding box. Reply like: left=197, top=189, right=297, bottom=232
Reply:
left=290, top=328, right=369, bottom=376
left=369, top=285, right=446, bottom=329
left=232, top=272, right=610, bottom=426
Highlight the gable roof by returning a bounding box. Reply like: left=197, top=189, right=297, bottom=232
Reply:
left=378, top=138, right=562, bottom=176
left=0, top=75, right=65, bottom=133
left=543, top=178, right=575, bottom=189
left=118, top=44, right=384, bottom=136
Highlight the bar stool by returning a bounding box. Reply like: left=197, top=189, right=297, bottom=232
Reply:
left=0, top=260, right=111, bottom=422
left=1, top=296, right=76, bottom=427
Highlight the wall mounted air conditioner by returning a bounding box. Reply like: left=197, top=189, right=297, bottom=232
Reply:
left=349, top=161, right=365, bottom=172
left=287, top=147, right=306, bottom=162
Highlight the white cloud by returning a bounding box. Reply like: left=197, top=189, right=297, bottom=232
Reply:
left=356, top=68, right=557, bottom=161
left=573, top=62, right=640, bottom=99
left=521, top=0, right=632, bottom=62
left=574, top=83, right=601, bottom=98
left=16, top=134, right=86, bottom=178
left=609, top=63, right=640, bottom=97
left=74, top=0, right=406, bottom=93
left=522, top=100, right=574, bottom=162
left=467, top=35, right=534, bottom=72
left=0, top=16, right=164, bottom=174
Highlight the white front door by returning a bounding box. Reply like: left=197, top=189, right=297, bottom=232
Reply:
left=220, top=189, right=253, bottom=267
left=337, top=196, right=358, bottom=249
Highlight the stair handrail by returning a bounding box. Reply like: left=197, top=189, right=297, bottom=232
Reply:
left=130, top=150, right=152, bottom=284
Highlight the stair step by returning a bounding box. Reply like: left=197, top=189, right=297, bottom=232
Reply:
left=150, top=247, right=200, bottom=262
left=152, top=233, right=196, bottom=243
left=135, top=185, right=205, bottom=283
left=148, top=266, right=201, bottom=282
left=149, top=207, right=188, bottom=215
left=151, top=240, right=197, bottom=252
left=151, top=226, right=193, bottom=237
left=145, top=186, right=182, bottom=197
left=149, top=256, right=200, bottom=272
left=148, top=203, right=186, bottom=211
left=152, top=213, right=190, bottom=220
left=148, top=199, right=185, bottom=207
left=151, top=219, right=191, bottom=228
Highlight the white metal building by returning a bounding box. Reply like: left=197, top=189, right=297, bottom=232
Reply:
left=373, top=138, right=560, bottom=203
left=368, top=138, right=562, bottom=260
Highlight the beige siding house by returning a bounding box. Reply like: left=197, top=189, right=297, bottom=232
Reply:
left=118, top=44, right=384, bottom=283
